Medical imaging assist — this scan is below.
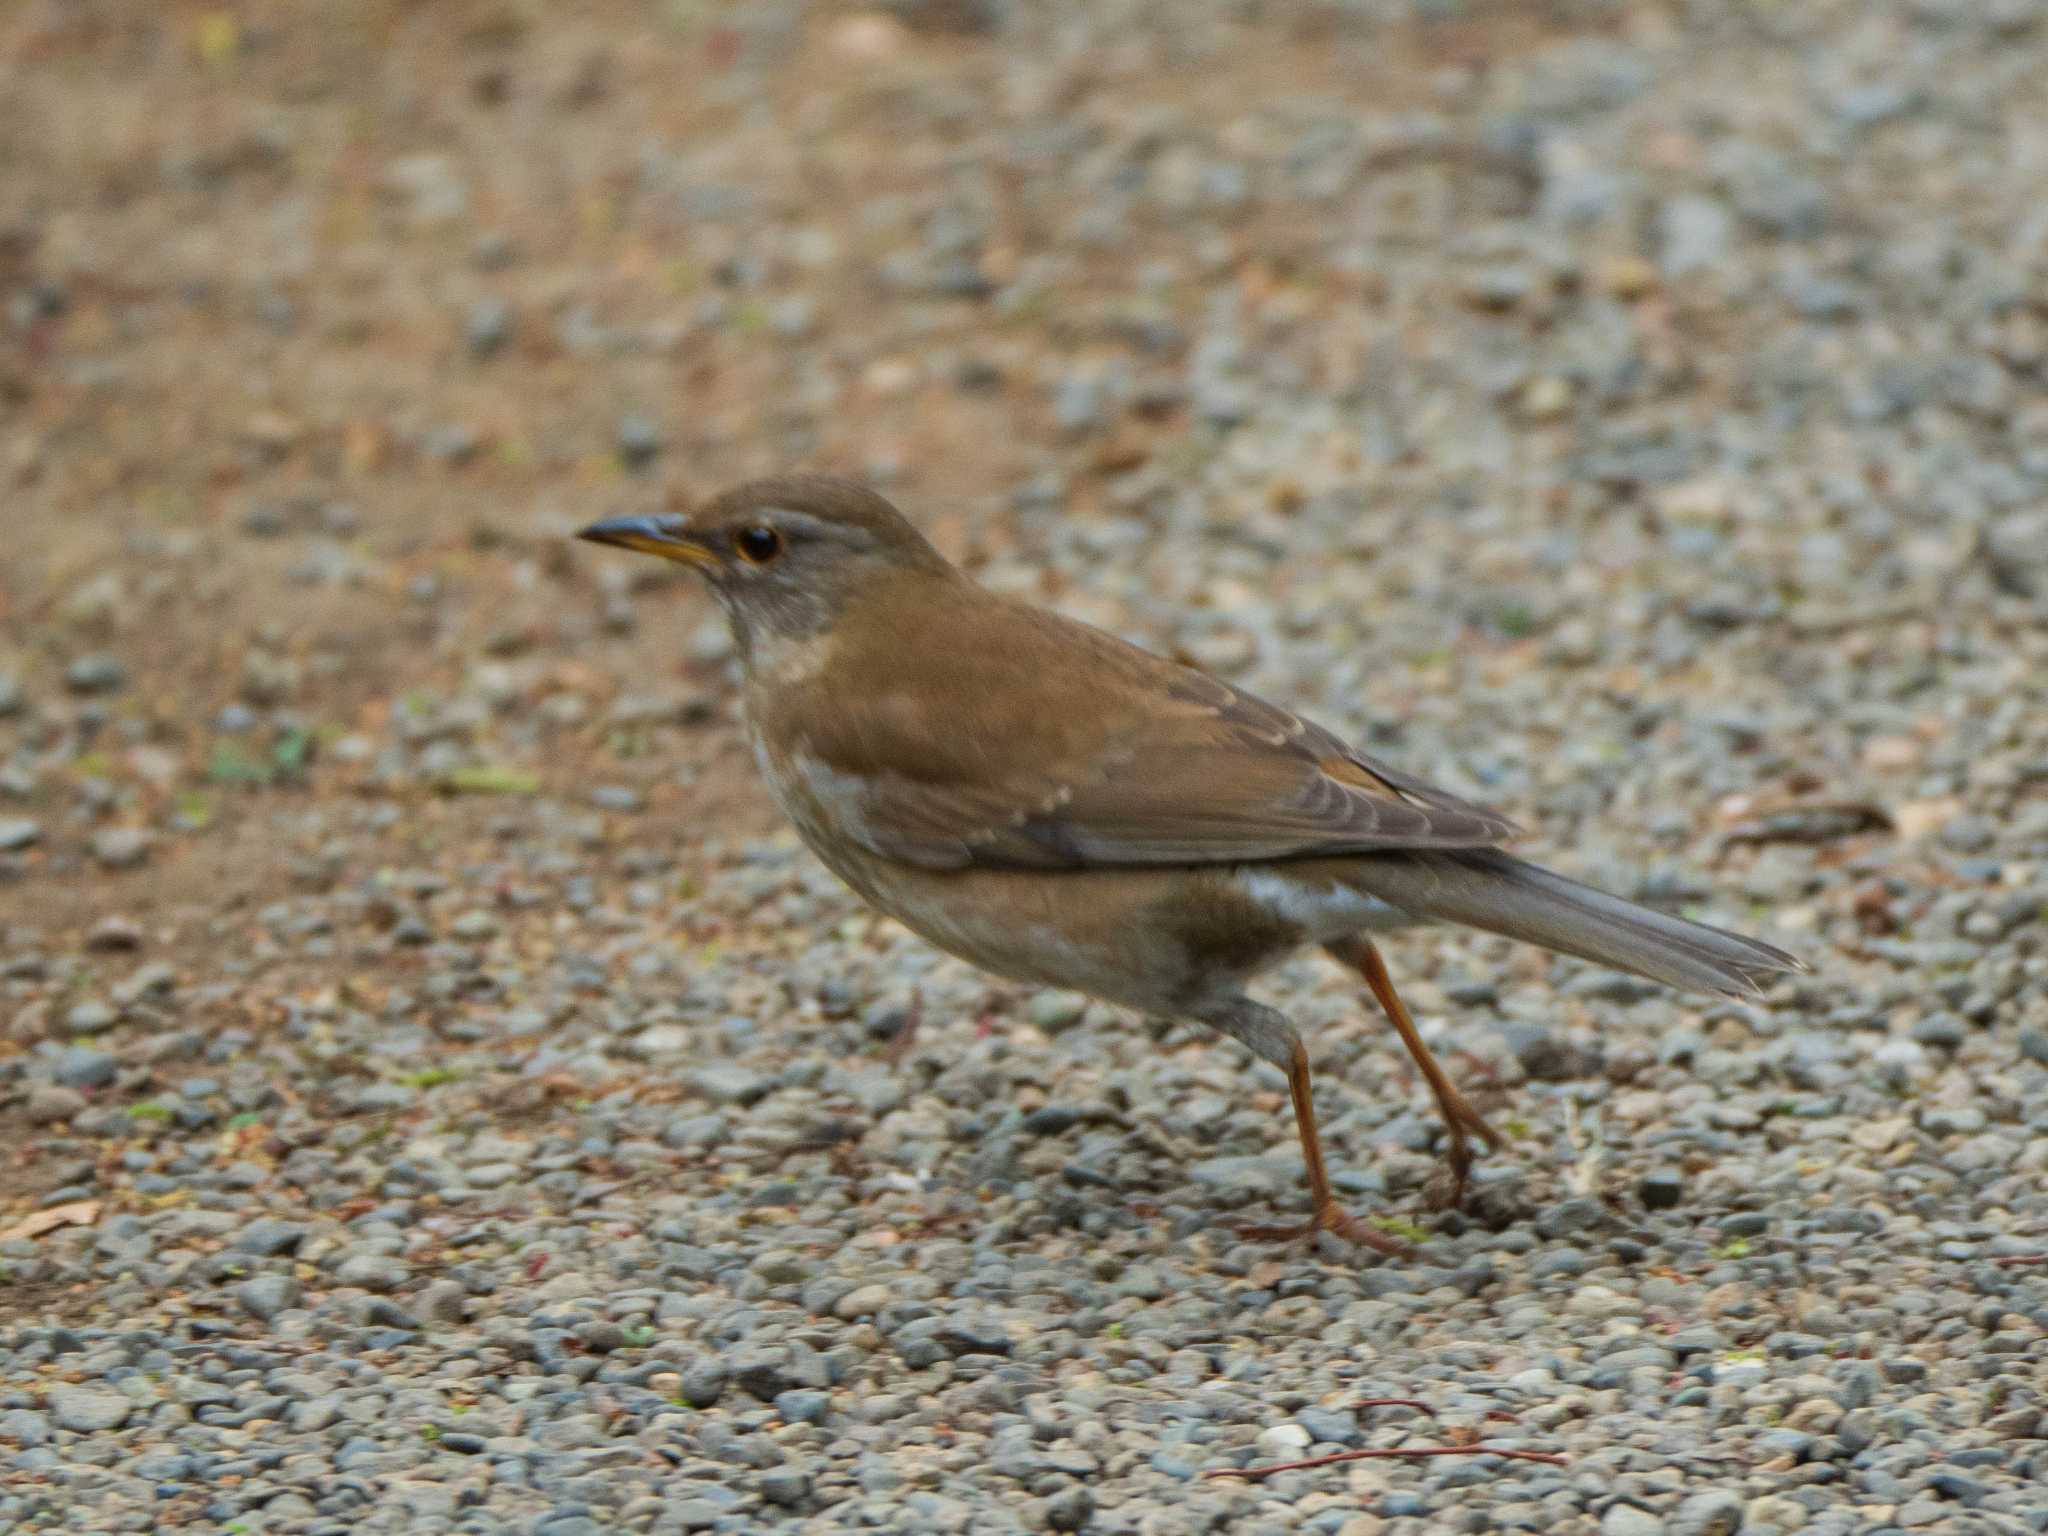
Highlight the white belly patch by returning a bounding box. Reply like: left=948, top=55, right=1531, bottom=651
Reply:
left=1236, top=869, right=1420, bottom=941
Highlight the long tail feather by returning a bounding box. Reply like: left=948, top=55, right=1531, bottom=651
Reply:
left=1344, top=849, right=1805, bottom=998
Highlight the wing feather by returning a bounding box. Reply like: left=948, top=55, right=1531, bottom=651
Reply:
left=768, top=586, right=1521, bottom=871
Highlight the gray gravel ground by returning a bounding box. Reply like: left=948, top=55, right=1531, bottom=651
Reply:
left=4, top=1, right=2048, bottom=1533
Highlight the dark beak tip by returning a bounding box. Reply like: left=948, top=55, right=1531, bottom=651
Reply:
left=575, top=514, right=675, bottom=548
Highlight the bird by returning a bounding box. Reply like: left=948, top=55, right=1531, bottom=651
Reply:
left=578, top=474, right=1803, bottom=1254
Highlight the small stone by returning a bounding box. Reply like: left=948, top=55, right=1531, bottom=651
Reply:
left=234, top=1218, right=309, bottom=1256
left=1028, top=991, right=1088, bottom=1034
left=1045, top=1485, right=1094, bottom=1532
left=1603, top=1505, right=1665, bottom=1536
left=0, top=818, right=42, bottom=852
left=1658, top=195, right=1734, bottom=277
left=0, top=673, right=22, bottom=717
left=25, top=1085, right=85, bottom=1124
left=89, top=827, right=152, bottom=869
left=689, top=1064, right=774, bottom=1106
left=759, top=1466, right=810, bottom=1508
left=1295, top=1406, right=1359, bottom=1445
left=617, top=415, right=662, bottom=469
left=49, top=1386, right=132, bottom=1433
left=1255, top=1423, right=1312, bottom=1459
left=449, top=909, right=499, bottom=941
left=1670, top=1489, right=1743, bottom=1536
left=289, top=1396, right=340, bottom=1432
left=421, top=424, right=479, bottom=464
left=86, top=917, right=145, bottom=952
left=466, top=297, right=513, bottom=359
left=834, top=1283, right=894, bottom=1320
left=64, top=654, right=126, bottom=694
left=418, top=1279, right=467, bottom=1325
left=1638, top=1170, right=1684, bottom=1210
left=1927, top=1470, right=1985, bottom=1506
left=1910, top=1012, right=1965, bottom=1049
left=63, top=1000, right=118, bottom=1035
left=237, top=1274, right=302, bottom=1321
left=52, top=1045, right=117, bottom=1089
left=335, top=1253, right=410, bottom=1291
left=0, top=1408, right=49, bottom=1446
left=1535, top=1197, right=1604, bottom=1239
left=773, top=1388, right=829, bottom=1425
left=359, top=1296, right=419, bottom=1330
left=680, top=1358, right=728, bottom=1408
left=1467, top=260, right=1537, bottom=308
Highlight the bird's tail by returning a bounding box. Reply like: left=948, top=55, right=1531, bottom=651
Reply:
left=1343, top=849, right=1805, bottom=998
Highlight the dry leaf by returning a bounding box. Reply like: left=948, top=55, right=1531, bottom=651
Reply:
left=0, top=1200, right=99, bottom=1242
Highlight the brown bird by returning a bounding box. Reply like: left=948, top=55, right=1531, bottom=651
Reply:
left=579, top=475, right=1802, bottom=1254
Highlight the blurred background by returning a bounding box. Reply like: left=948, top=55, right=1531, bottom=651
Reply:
left=2, top=2, right=2048, bottom=1529
left=3, top=0, right=2043, bottom=912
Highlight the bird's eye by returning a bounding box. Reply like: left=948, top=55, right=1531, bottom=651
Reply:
left=733, top=525, right=783, bottom=564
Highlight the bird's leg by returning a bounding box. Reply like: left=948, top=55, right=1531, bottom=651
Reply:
left=1200, top=998, right=1413, bottom=1259
left=1324, top=935, right=1501, bottom=1210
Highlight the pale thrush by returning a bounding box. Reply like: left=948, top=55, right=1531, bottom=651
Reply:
left=579, top=475, right=1803, bottom=1254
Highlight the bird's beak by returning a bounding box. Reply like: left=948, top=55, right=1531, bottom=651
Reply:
left=574, top=513, right=718, bottom=569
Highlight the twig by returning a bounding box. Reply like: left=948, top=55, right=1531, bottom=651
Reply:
left=1206, top=1444, right=1568, bottom=1480
left=1991, top=1254, right=2048, bottom=1268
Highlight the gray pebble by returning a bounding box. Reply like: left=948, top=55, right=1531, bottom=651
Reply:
left=64, top=654, right=126, bottom=693
left=690, top=1064, right=774, bottom=1105
left=237, top=1273, right=302, bottom=1321
left=233, top=1218, right=308, bottom=1256
left=1603, top=1504, right=1665, bottom=1536
left=617, top=414, right=662, bottom=468
left=466, top=297, right=513, bottom=358
left=759, top=1466, right=811, bottom=1507
left=1670, top=1490, right=1743, bottom=1536
left=52, top=1045, right=118, bottom=1090
left=49, top=1386, right=132, bottom=1433
left=334, top=1253, right=410, bottom=1291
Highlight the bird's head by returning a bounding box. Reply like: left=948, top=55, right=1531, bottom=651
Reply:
left=577, top=475, right=952, bottom=663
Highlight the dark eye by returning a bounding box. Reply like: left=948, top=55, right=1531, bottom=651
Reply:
left=733, top=525, right=783, bottom=564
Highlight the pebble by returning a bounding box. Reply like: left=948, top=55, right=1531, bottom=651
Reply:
left=49, top=1387, right=132, bottom=1433
left=1603, top=1505, right=1665, bottom=1536
left=64, top=654, right=126, bottom=693
left=617, top=414, right=662, bottom=468
left=233, top=1218, right=309, bottom=1256
left=1671, top=1490, right=1744, bottom=1536
left=466, top=297, right=513, bottom=358
left=52, top=1045, right=117, bottom=1089
left=236, top=1274, right=302, bottom=1321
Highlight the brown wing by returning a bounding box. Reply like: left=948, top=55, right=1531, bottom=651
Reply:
left=771, top=584, right=1522, bottom=872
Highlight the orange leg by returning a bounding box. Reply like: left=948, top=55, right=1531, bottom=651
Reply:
left=1236, top=1038, right=1414, bottom=1259
left=1326, top=935, right=1501, bottom=1209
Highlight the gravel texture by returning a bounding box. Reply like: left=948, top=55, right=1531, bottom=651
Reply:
left=3, top=2, right=2046, bottom=1534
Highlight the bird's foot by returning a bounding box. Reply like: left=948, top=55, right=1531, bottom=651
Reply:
left=1420, top=1098, right=1504, bottom=1212
left=1237, top=1200, right=1416, bottom=1260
